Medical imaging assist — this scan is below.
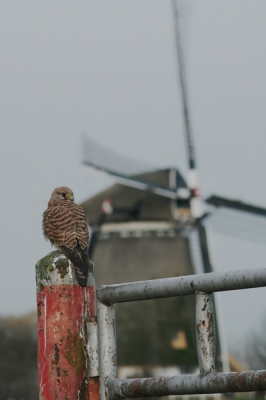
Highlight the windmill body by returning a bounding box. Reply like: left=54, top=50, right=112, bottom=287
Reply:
left=82, top=168, right=207, bottom=376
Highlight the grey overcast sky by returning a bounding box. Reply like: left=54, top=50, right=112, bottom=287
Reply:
left=1, top=0, right=266, bottom=352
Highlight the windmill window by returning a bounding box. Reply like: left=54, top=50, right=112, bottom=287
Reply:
left=167, top=230, right=176, bottom=237
left=120, top=231, right=130, bottom=238
left=133, top=230, right=143, bottom=238
left=98, top=232, right=110, bottom=240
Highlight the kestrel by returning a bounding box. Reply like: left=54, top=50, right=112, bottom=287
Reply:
left=43, top=186, right=89, bottom=287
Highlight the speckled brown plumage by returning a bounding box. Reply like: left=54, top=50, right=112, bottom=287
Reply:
left=43, top=186, right=89, bottom=287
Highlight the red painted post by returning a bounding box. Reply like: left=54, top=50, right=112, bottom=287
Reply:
left=36, top=250, right=99, bottom=400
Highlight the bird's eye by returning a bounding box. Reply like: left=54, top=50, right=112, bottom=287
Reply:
left=62, top=193, right=66, bottom=197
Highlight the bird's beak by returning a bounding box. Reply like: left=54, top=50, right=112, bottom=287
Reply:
left=66, top=194, right=74, bottom=201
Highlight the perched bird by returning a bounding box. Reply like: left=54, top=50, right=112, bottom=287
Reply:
left=43, top=186, right=89, bottom=287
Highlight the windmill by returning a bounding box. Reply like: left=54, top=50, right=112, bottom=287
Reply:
left=81, top=0, right=266, bottom=376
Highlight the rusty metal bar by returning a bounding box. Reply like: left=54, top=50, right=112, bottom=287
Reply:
left=108, top=370, right=266, bottom=398
left=97, top=267, right=266, bottom=400
left=196, top=292, right=216, bottom=375
left=97, top=267, right=266, bottom=305
left=87, top=262, right=100, bottom=380
left=97, top=300, right=117, bottom=400
left=88, top=316, right=99, bottom=378
left=87, top=263, right=100, bottom=400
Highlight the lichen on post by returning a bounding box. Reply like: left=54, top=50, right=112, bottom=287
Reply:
left=36, top=250, right=97, bottom=400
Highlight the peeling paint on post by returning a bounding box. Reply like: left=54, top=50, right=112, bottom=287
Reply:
left=36, top=250, right=99, bottom=400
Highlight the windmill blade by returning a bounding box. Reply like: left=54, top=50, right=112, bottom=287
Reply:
left=172, top=1, right=204, bottom=219
left=206, top=195, right=266, bottom=218
left=82, top=135, right=154, bottom=176
left=83, top=158, right=178, bottom=199
left=208, top=207, right=266, bottom=245
left=82, top=135, right=189, bottom=200
left=172, top=0, right=195, bottom=170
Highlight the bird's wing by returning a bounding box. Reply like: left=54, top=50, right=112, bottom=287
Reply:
left=43, top=202, right=89, bottom=250
left=43, top=205, right=67, bottom=245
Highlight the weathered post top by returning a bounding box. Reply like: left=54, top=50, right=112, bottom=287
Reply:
left=36, top=250, right=94, bottom=288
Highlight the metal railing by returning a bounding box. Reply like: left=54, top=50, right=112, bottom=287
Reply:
left=97, top=267, right=266, bottom=400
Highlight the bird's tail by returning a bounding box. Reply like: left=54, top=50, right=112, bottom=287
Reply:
left=73, top=264, right=88, bottom=287
left=59, top=244, right=89, bottom=287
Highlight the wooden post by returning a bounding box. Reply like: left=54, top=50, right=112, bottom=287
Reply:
left=36, top=250, right=99, bottom=400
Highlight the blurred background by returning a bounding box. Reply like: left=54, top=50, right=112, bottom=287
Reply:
left=1, top=1, right=266, bottom=398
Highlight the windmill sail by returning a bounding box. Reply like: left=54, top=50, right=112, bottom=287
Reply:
left=206, top=195, right=266, bottom=218
left=82, top=135, right=188, bottom=199
left=82, top=135, right=154, bottom=176
left=206, top=196, right=266, bottom=245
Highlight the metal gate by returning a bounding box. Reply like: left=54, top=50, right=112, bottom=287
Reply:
left=97, top=267, right=266, bottom=400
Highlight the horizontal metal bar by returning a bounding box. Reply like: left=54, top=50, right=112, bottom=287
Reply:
left=108, top=371, right=266, bottom=399
left=97, top=267, right=266, bottom=305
